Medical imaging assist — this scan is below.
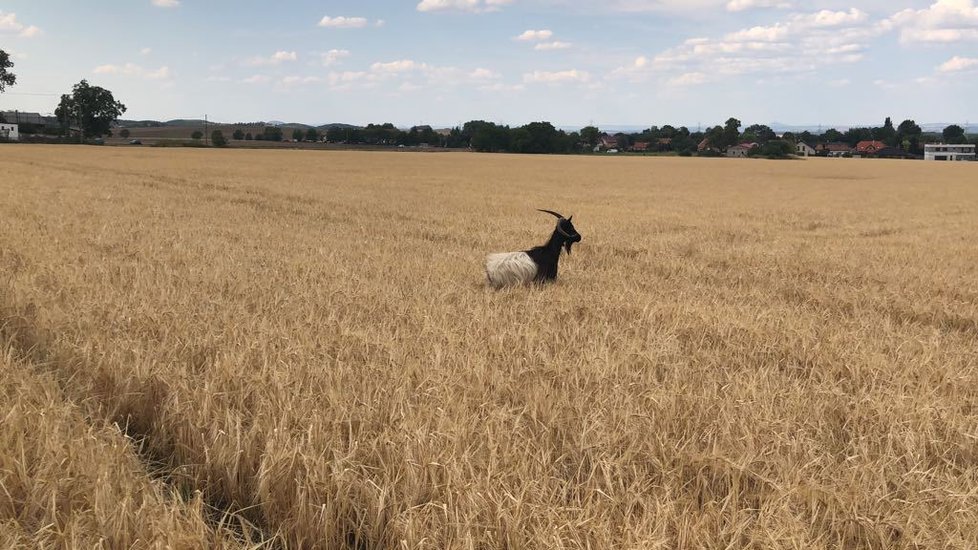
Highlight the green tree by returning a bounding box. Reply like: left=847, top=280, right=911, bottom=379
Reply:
left=191, top=130, right=203, bottom=140
left=292, top=128, right=304, bottom=141
left=743, top=124, right=776, bottom=143
left=305, top=128, right=320, bottom=142
left=878, top=116, right=897, bottom=145
left=0, top=49, right=16, bottom=93
left=896, top=119, right=922, bottom=152
left=781, top=131, right=795, bottom=143
left=822, top=128, right=843, bottom=142
left=119, top=128, right=130, bottom=139
left=245, top=132, right=253, bottom=140
left=232, top=129, right=245, bottom=140
left=722, top=117, right=741, bottom=149
left=943, top=124, right=965, bottom=143
left=263, top=126, right=283, bottom=141
left=55, top=80, right=127, bottom=138
left=751, top=140, right=794, bottom=159
left=579, top=126, right=601, bottom=149
left=211, top=130, right=227, bottom=147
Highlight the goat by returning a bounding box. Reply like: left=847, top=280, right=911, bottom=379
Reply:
left=485, top=209, right=582, bottom=288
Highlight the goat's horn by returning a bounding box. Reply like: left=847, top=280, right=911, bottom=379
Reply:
left=537, top=209, right=564, bottom=219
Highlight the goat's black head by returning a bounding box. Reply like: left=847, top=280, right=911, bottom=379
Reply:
left=538, top=209, right=582, bottom=255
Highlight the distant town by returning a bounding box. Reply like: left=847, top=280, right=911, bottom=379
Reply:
left=2, top=109, right=975, bottom=162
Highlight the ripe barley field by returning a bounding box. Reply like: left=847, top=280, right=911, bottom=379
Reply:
left=1, top=145, right=977, bottom=548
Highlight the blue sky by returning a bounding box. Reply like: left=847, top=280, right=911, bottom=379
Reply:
left=1, top=0, right=976, bottom=128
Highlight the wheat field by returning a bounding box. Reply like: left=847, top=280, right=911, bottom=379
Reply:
left=1, top=145, right=977, bottom=548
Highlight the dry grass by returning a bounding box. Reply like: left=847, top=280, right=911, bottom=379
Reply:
left=1, top=144, right=977, bottom=548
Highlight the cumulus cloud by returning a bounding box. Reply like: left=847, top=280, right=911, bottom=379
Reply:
left=0, top=11, right=41, bottom=37
left=241, top=74, right=270, bottom=84
left=371, top=59, right=428, bottom=73
left=667, top=72, right=708, bottom=86
left=726, top=0, right=790, bottom=11
left=151, top=0, right=180, bottom=7
left=417, top=0, right=515, bottom=13
left=324, top=59, right=511, bottom=93
left=320, top=49, right=351, bottom=66
left=534, top=41, right=572, bottom=50
left=318, top=15, right=370, bottom=28
left=938, top=55, right=978, bottom=72
left=469, top=67, right=501, bottom=79
left=616, top=8, right=880, bottom=87
left=93, top=62, right=171, bottom=80
left=244, top=51, right=298, bottom=66
left=885, top=0, right=978, bottom=43
left=523, top=69, right=590, bottom=83
left=515, top=29, right=553, bottom=41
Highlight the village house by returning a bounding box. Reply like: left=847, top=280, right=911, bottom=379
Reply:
left=630, top=141, right=650, bottom=152
left=726, top=142, right=757, bottom=158
left=817, top=142, right=853, bottom=156
left=855, top=140, right=886, bottom=156
left=796, top=142, right=816, bottom=157
left=0, top=123, right=19, bottom=141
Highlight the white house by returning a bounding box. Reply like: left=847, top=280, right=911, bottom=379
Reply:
left=796, top=142, right=816, bottom=157
left=0, top=123, right=18, bottom=141
left=924, top=143, right=975, bottom=161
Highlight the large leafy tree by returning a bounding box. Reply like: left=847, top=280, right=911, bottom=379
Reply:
left=55, top=80, right=126, bottom=138
left=0, top=49, right=16, bottom=93
left=742, top=124, right=776, bottom=143
left=896, top=119, right=922, bottom=152
left=878, top=116, right=897, bottom=145
left=722, top=117, right=742, bottom=149
left=579, top=126, right=601, bottom=149
left=943, top=124, right=965, bottom=143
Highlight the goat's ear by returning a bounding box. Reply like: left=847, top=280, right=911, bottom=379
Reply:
left=568, top=215, right=573, bottom=222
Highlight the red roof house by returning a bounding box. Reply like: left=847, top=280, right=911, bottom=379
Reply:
left=855, top=140, right=886, bottom=154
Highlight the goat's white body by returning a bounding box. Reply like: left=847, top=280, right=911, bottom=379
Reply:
left=485, top=252, right=538, bottom=288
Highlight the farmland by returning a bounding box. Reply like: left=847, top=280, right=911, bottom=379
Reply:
left=1, top=145, right=977, bottom=548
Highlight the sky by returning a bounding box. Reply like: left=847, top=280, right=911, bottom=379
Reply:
left=1, top=0, right=977, bottom=129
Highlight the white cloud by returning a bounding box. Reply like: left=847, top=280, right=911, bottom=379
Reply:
left=241, top=74, right=271, bottom=84
left=886, top=0, right=978, bottom=43
left=523, top=69, right=590, bottom=83
left=417, top=0, right=515, bottom=13
left=371, top=59, right=427, bottom=73
left=667, top=72, right=708, bottom=86
left=0, top=11, right=41, bottom=37
left=151, top=0, right=180, bottom=7
left=478, top=82, right=525, bottom=92
left=140, top=47, right=152, bottom=55
left=244, top=51, right=298, bottom=66
left=619, top=8, right=880, bottom=87
left=726, top=0, right=790, bottom=11
left=320, top=49, right=351, bottom=66
left=534, top=41, right=572, bottom=50
left=93, top=62, right=171, bottom=80
left=469, top=67, right=500, bottom=79
left=318, top=15, right=370, bottom=28
left=515, top=29, right=553, bottom=41
left=938, top=55, right=978, bottom=72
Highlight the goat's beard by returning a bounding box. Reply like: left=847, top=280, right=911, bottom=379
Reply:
left=564, top=241, right=573, bottom=255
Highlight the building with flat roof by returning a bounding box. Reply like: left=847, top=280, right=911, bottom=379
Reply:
left=0, top=123, right=19, bottom=141
left=924, top=143, right=975, bottom=161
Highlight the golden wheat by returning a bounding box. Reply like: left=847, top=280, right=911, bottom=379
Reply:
left=1, top=145, right=977, bottom=548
